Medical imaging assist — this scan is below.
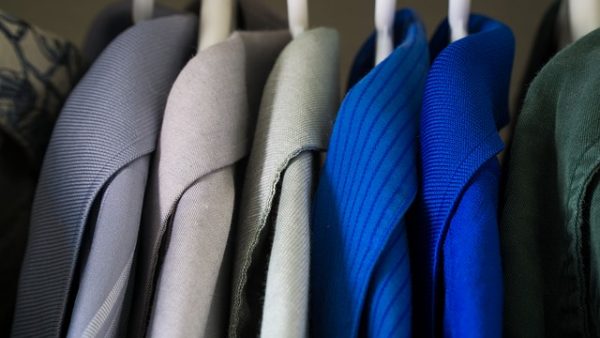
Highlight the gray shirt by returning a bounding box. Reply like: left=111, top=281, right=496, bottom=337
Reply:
left=11, top=15, right=197, bottom=338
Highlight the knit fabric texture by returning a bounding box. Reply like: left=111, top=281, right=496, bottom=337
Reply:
left=0, top=10, right=82, bottom=335
left=501, top=27, right=600, bottom=338
left=408, top=14, right=513, bottom=338
left=310, top=9, right=428, bottom=337
left=228, top=28, right=339, bottom=337
left=140, top=31, right=289, bottom=338
left=11, top=15, right=196, bottom=337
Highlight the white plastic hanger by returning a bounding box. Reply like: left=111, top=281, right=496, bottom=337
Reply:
left=199, top=0, right=235, bottom=50
left=568, top=0, right=600, bottom=40
left=375, top=0, right=396, bottom=64
left=132, top=0, right=154, bottom=23
left=449, top=0, right=471, bottom=42
left=198, top=0, right=307, bottom=50
left=288, top=0, right=309, bottom=38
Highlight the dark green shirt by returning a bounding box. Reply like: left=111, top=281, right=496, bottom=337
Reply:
left=501, top=28, right=600, bottom=337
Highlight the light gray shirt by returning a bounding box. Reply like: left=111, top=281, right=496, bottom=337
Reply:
left=142, top=31, right=289, bottom=338
left=228, top=27, right=340, bottom=338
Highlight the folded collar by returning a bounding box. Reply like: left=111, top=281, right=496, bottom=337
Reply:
left=416, top=13, right=514, bottom=327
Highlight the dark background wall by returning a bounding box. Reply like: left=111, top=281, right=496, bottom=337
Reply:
left=1, top=0, right=553, bottom=108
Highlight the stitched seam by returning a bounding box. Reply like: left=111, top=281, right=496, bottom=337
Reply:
left=232, top=146, right=322, bottom=332
left=81, top=252, right=134, bottom=338
left=53, top=137, right=152, bottom=332
left=566, top=136, right=600, bottom=337
left=429, top=129, right=502, bottom=325
left=140, top=163, right=237, bottom=330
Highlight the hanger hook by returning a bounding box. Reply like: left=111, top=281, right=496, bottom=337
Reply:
left=375, top=0, right=396, bottom=64
left=449, top=0, right=471, bottom=42
left=132, top=0, right=154, bottom=23
left=288, top=0, right=309, bottom=38
left=568, top=0, right=600, bottom=41
left=199, top=0, right=235, bottom=50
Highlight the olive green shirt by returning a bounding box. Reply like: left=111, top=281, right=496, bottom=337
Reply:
left=501, top=28, right=600, bottom=337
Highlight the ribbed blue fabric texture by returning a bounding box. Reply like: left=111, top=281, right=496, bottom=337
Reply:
left=408, top=15, right=514, bottom=337
left=11, top=15, right=196, bottom=337
left=310, top=10, right=428, bottom=338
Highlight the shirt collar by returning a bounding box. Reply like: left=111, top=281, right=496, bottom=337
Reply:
left=418, top=12, right=514, bottom=269
left=429, top=14, right=513, bottom=130
left=413, top=15, right=514, bottom=332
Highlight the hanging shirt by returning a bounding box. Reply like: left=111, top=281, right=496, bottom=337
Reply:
left=228, top=28, right=339, bottom=338
left=501, top=28, right=600, bottom=338
left=310, top=9, right=428, bottom=338
left=0, top=10, right=81, bottom=335
left=138, top=31, right=289, bottom=338
left=408, top=15, right=514, bottom=338
left=11, top=15, right=196, bottom=338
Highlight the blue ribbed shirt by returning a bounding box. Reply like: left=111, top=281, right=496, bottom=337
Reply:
left=310, top=9, right=429, bottom=337
left=408, top=15, right=514, bottom=337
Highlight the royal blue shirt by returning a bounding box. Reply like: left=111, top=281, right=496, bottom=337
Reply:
left=408, top=15, right=514, bottom=337
left=310, top=9, right=429, bottom=337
